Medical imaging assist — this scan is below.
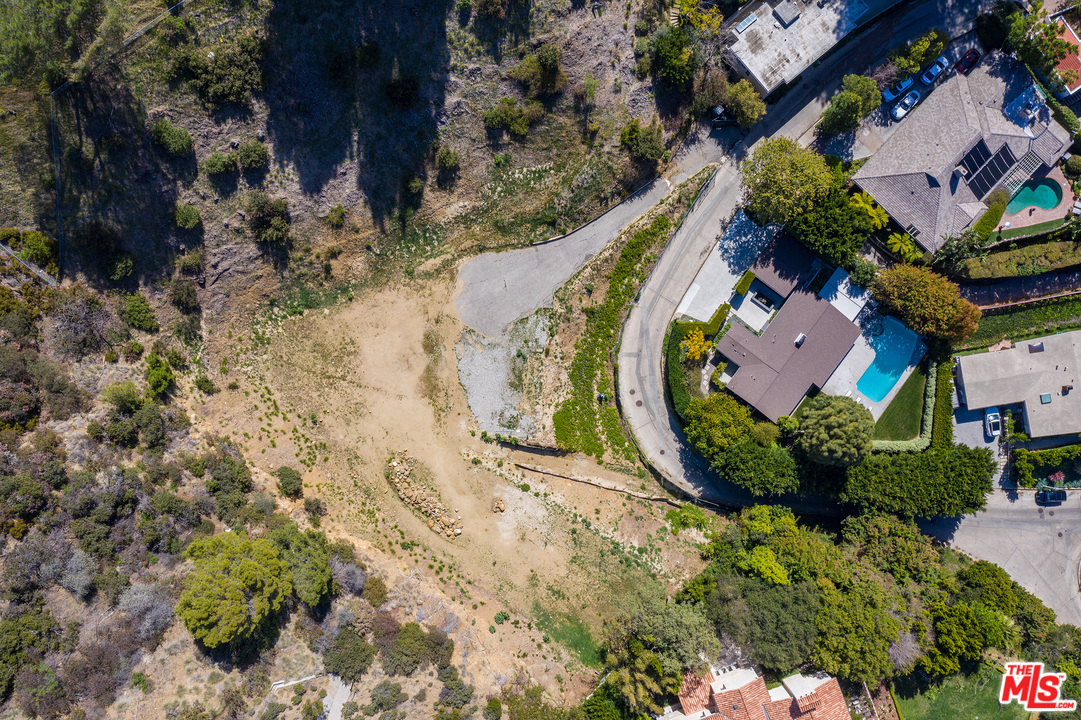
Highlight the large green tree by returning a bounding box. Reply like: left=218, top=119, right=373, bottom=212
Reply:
left=740, top=138, right=833, bottom=224
left=742, top=579, right=820, bottom=674
left=651, top=25, right=698, bottom=86
left=1004, top=1, right=1076, bottom=91
left=819, top=91, right=864, bottom=135
left=814, top=581, right=899, bottom=682
left=871, top=264, right=981, bottom=341
left=785, top=186, right=871, bottom=266
left=727, top=79, right=766, bottom=127
left=267, top=523, right=331, bottom=608
left=921, top=602, right=985, bottom=676
left=714, top=439, right=798, bottom=497
left=799, top=395, right=874, bottom=467
left=176, top=533, right=292, bottom=649
left=605, top=637, right=681, bottom=715
left=683, top=393, right=754, bottom=459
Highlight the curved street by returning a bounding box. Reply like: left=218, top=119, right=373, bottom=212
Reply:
left=455, top=0, right=1081, bottom=623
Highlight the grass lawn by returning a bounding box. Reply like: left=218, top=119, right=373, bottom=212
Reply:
left=989, top=217, right=1068, bottom=243
left=874, top=364, right=928, bottom=440
left=893, top=664, right=1032, bottom=720
left=533, top=602, right=602, bottom=668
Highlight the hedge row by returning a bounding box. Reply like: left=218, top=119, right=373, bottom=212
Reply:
left=960, top=238, right=1081, bottom=280
left=1013, top=443, right=1081, bottom=488
left=666, top=303, right=732, bottom=420
left=971, top=190, right=1008, bottom=243
left=960, top=294, right=1081, bottom=349
left=871, top=361, right=937, bottom=453
left=734, top=271, right=755, bottom=296
left=931, top=359, right=954, bottom=449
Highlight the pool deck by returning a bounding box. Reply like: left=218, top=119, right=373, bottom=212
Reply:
left=821, top=310, right=927, bottom=420
left=999, top=165, right=1074, bottom=233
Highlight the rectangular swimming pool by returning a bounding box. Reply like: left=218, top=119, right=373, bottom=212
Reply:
left=856, top=315, right=921, bottom=402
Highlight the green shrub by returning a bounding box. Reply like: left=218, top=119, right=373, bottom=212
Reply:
left=145, top=352, right=176, bottom=399
left=175, top=203, right=202, bottom=230
left=620, top=118, right=664, bottom=163
left=435, top=145, right=460, bottom=171
left=276, top=466, right=303, bottom=499
left=483, top=97, right=544, bottom=138
left=323, top=628, right=377, bottom=683
left=734, top=270, right=755, bottom=296
left=194, top=375, right=219, bottom=394
left=15, top=230, right=59, bottom=276
left=362, top=576, right=387, bottom=607
left=960, top=294, right=1081, bottom=349
left=204, top=151, right=236, bottom=175
left=238, top=140, right=269, bottom=169
left=328, top=205, right=346, bottom=229
left=383, top=622, right=429, bottom=676
left=1014, top=443, right=1081, bottom=487
left=848, top=257, right=878, bottom=288
left=170, top=278, right=199, bottom=313
left=119, top=293, right=159, bottom=333
left=123, top=340, right=144, bottom=362
left=509, top=45, right=567, bottom=96
left=651, top=24, right=698, bottom=86
left=666, top=303, right=731, bottom=420
left=971, top=188, right=1008, bottom=242
left=169, top=35, right=264, bottom=108
left=931, top=360, right=954, bottom=449
left=1066, top=156, right=1081, bottom=179
left=176, top=249, right=203, bottom=274
left=247, top=191, right=290, bottom=244
left=150, top=119, right=193, bottom=156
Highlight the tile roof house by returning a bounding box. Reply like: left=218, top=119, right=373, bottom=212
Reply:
left=1054, top=17, right=1081, bottom=99
left=956, top=329, right=1081, bottom=438
left=718, top=234, right=862, bottom=422
left=657, top=665, right=849, bottom=720
left=853, top=51, right=1071, bottom=252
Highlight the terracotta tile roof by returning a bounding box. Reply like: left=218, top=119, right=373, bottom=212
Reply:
left=680, top=668, right=716, bottom=715
left=1057, top=19, right=1081, bottom=93
left=712, top=677, right=772, bottom=720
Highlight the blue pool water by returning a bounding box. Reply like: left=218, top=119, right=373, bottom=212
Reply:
left=856, top=315, right=921, bottom=402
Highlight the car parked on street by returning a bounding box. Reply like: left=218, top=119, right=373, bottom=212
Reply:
left=710, top=105, right=738, bottom=129
left=955, top=49, right=980, bottom=76
left=984, top=407, right=1001, bottom=438
left=920, top=56, right=949, bottom=85
left=1036, top=488, right=1068, bottom=506
left=890, top=90, right=921, bottom=121
left=882, top=77, right=913, bottom=103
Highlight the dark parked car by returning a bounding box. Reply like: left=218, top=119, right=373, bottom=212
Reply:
left=1036, top=488, right=1068, bottom=506
left=710, top=105, right=738, bottom=129
left=955, top=49, right=980, bottom=76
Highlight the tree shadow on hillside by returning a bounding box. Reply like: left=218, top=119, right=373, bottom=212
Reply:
left=263, top=0, right=454, bottom=231
left=57, top=63, right=193, bottom=287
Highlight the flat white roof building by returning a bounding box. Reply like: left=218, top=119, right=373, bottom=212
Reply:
left=956, top=329, right=1081, bottom=438
left=725, top=0, right=869, bottom=95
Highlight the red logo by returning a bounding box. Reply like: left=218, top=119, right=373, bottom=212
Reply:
left=1000, top=662, right=1077, bottom=712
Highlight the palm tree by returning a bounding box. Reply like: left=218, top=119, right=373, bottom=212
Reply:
left=887, top=232, right=915, bottom=257
left=850, top=192, right=889, bottom=230
left=605, top=637, right=682, bottom=715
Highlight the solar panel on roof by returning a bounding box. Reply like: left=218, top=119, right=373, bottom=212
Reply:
left=968, top=145, right=1017, bottom=199
left=959, top=140, right=990, bottom=177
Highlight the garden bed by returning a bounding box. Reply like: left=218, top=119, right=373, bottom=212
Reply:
left=958, top=294, right=1081, bottom=349
left=1013, top=442, right=1081, bottom=488
left=960, top=237, right=1081, bottom=280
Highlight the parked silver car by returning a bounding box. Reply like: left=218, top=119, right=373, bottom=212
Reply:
left=920, top=56, right=949, bottom=85
left=984, top=407, right=1001, bottom=438
left=890, top=90, right=921, bottom=121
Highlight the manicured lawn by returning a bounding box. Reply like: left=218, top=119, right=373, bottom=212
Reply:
left=893, top=664, right=1031, bottom=720
left=873, top=364, right=927, bottom=441
left=989, top=217, right=1068, bottom=243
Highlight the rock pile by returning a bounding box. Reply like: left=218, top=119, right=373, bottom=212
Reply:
left=492, top=498, right=505, bottom=513
left=388, top=453, right=463, bottom=538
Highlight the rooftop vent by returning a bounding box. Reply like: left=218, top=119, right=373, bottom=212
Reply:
left=795, top=333, right=807, bottom=348
left=1029, top=342, right=1045, bottom=353
left=954, top=165, right=969, bottom=178
left=1041, top=393, right=1053, bottom=404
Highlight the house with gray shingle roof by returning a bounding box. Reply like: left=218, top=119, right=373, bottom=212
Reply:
left=853, top=51, right=1071, bottom=252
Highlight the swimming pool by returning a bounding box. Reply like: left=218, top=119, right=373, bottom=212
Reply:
left=856, top=315, right=921, bottom=402
left=1006, top=178, right=1064, bottom=215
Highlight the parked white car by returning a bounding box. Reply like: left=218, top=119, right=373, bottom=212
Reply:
left=882, top=77, right=913, bottom=103
left=890, top=90, right=921, bottom=121
left=920, top=56, right=949, bottom=85
left=985, top=407, right=1001, bottom=438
